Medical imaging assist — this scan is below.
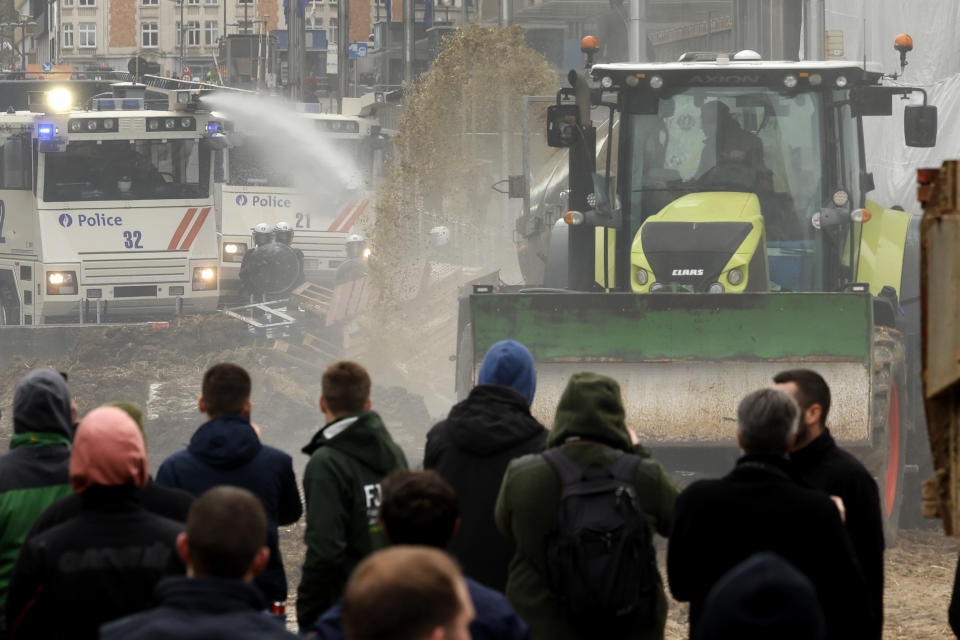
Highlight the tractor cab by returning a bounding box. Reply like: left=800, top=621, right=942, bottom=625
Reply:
left=548, top=47, right=937, bottom=297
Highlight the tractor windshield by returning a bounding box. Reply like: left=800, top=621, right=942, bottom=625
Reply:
left=628, top=88, right=826, bottom=291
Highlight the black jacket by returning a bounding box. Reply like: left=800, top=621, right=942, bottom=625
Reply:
left=156, top=415, right=302, bottom=603
left=425, top=385, right=547, bottom=591
left=790, top=428, right=885, bottom=639
left=5, top=485, right=184, bottom=640
left=100, top=576, right=299, bottom=639
left=667, top=455, right=873, bottom=640
left=27, top=478, right=194, bottom=537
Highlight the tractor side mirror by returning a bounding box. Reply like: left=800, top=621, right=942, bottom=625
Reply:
left=547, top=104, right=580, bottom=148
left=905, top=105, right=937, bottom=148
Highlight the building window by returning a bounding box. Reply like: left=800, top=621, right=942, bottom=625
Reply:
left=79, top=22, right=95, bottom=47
left=187, top=20, right=200, bottom=45
left=141, top=22, right=158, bottom=46
left=203, top=20, right=217, bottom=45
left=187, top=0, right=199, bottom=5
left=141, top=0, right=158, bottom=5
left=78, top=0, right=95, bottom=6
left=204, top=0, right=218, bottom=6
left=237, top=0, right=253, bottom=4
left=62, top=0, right=73, bottom=7
left=62, top=23, right=73, bottom=47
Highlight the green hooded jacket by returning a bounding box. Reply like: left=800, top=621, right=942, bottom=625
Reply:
left=0, top=369, right=75, bottom=612
left=296, top=410, right=408, bottom=628
left=495, top=372, right=679, bottom=640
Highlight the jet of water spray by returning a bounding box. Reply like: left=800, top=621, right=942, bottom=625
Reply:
left=202, top=92, right=364, bottom=197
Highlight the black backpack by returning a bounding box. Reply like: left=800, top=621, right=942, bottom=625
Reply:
left=543, top=447, right=658, bottom=632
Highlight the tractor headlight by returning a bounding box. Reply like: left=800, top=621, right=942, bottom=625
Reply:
left=708, top=282, right=725, bottom=294
left=650, top=283, right=667, bottom=292
left=649, top=75, right=664, bottom=89
left=222, top=242, right=247, bottom=262
left=192, top=266, right=218, bottom=290
left=46, top=270, right=77, bottom=295
left=832, top=189, right=850, bottom=207
left=635, top=268, right=649, bottom=285
left=783, top=74, right=798, bottom=89
left=726, top=268, right=743, bottom=286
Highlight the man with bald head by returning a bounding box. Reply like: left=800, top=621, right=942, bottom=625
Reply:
left=343, top=546, right=474, bottom=640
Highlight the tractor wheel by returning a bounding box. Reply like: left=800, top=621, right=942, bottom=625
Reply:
left=869, top=329, right=908, bottom=546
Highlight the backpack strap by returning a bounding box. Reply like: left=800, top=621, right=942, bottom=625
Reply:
left=609, top=452, right=645, bottom=485
left=542, top=447, right=585, bottom=488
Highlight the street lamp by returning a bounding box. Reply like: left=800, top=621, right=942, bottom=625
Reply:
left=167, top=0, right=185, bottom=76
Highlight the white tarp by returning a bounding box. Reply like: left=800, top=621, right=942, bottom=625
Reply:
left=826, top=1, right=960, bottom=210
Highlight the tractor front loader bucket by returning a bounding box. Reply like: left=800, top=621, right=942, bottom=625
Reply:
left=458, top=292, right=874, bottom=449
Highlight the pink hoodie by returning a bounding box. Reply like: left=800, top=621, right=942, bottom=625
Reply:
left=70, top=406, right=149, bottom=493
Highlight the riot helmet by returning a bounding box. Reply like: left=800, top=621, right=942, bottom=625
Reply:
left=253, top=222, right=274, bottom=247
left=274, top=221, right=294, bottom=245
left=345, top=233, right=367, bottom=259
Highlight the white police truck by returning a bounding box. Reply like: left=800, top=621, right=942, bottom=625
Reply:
left=216, top=100, right=390, bottom=298
left=0, top=84, right=223, bottom=325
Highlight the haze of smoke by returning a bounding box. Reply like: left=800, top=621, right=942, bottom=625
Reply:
left=344, top=25, right=557, bottom=408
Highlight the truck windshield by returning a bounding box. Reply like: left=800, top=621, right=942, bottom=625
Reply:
left=629, top=88, right=825, bottom=290
left=227, top=137, right=368, bottom=188
left=43, top=139, right=210, bottom=202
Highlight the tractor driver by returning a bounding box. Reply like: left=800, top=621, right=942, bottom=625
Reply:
left=696, top=101, right=770, bottom=187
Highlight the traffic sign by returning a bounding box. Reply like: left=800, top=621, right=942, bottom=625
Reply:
left=180, top=65, right=192, bottom=79
left=40, top=61, right=52, bottom=72
left=348, top=42, right=368, bottom=59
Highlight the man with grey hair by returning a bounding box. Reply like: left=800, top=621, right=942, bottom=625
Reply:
left=667, top=388, right=874, bottom=640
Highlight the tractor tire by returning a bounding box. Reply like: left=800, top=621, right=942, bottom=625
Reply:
left=868, top=328, right=908, bottom=546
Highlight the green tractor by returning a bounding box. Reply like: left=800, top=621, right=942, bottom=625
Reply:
left=456, top=43, right=938, bottom=536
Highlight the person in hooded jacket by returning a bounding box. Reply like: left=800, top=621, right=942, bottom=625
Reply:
left=0, top=369, right=75, bottom=638
left=27, top=402, right=194, bottom=537
left=155, top=363, right=302, bottom=606
left=100, top=486, right=298, bottom=640
left=495, top=372, right=678, bottom=640
left=5, top=407, right=184, bottom=640
left=425, top=339, right=546, bottom=591
left=296, top=361, right=408, bottom=630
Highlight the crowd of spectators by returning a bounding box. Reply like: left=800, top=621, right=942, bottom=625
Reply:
left=0, top=338, right=897, bottom=639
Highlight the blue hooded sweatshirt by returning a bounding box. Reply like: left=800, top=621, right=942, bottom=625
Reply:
left=477, top=340, right=536, bottom=406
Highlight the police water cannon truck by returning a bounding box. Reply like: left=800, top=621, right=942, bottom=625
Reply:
left=0, top=83, right=227, bottom=326
left=217, top=99, right=391, bottom=299
left=458, top=35, right=938, bottom=537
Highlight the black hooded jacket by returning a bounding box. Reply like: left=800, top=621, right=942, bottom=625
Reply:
left=424, top=385, right=546, bottom=591
left=155, top=415, right=302, bottom=603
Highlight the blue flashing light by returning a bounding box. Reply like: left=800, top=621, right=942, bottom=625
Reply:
left=37, top=123, right=55, bottom=141
left=206, top=122, right=221, bottom=134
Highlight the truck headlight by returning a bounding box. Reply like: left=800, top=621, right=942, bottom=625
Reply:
left=46, top=271, right=77, bottom=295
left=222, top=242, right=247, bottom=262
left=635, top=268, right=649, bottom=285
left=192, top=266, right=217, bottom=290
left=708, top=282, right=725, bottom=294
left=726, top=268, right=743, bottom=286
